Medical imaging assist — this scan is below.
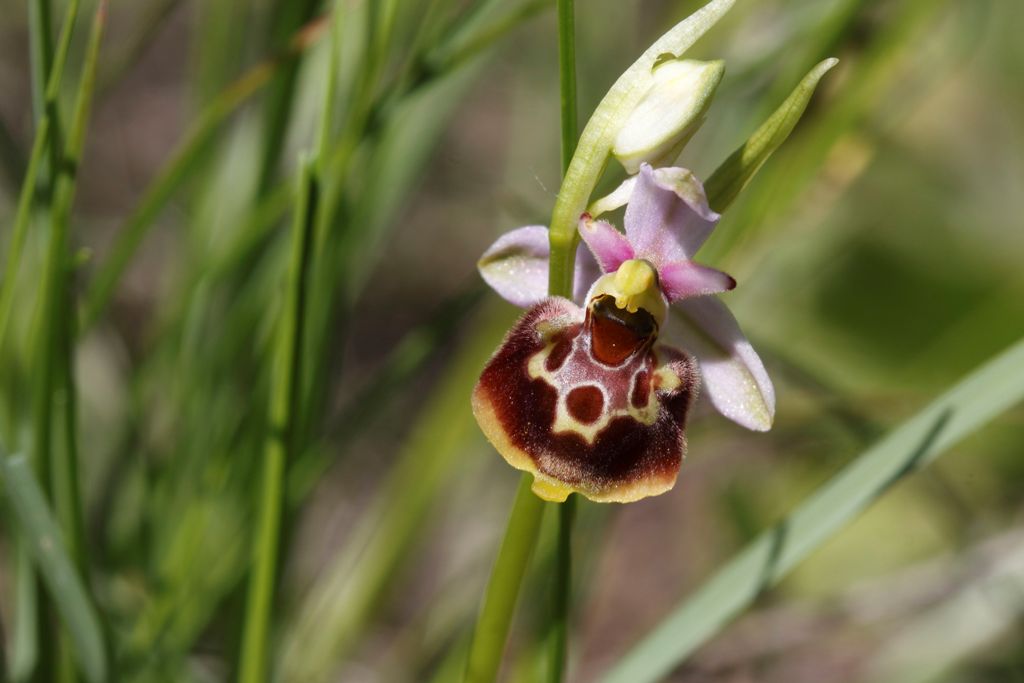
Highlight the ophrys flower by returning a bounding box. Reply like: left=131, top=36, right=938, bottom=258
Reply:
left=474, top=164, right=774, bottom=503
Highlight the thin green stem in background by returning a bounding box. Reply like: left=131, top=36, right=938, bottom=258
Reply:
left=31, top=5, right=106, bottom=681
left=28, top=0, right=54, bottom=124
left=548, top=1, right=578, bottom=682
left=0, top=0, right=82, bottom=354
left=464, top=477, right=548, bottom=683
left=238, top=154, right=318, bottom=683
left=256, top=0, right=320, bottom=195
left=556, top=0, right=577, bottom=175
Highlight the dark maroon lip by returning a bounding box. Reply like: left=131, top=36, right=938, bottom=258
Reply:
left=473, top=297, right=698, bottom=501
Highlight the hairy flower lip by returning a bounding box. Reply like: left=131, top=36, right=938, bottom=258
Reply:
left=472, top=297, right=698, bottom=503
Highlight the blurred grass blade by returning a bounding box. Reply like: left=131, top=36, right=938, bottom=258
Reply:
left=10, top=544, right=38, bottom=681
left=704, top=58, right=839, bottom=213
left=80, top=16, right=328, bottom=330
left=281, top=304, right=514, bottom=682
left=239, top=154, right=318, bottom=683
left=29, top=5, right=106, bottom=680
left=0, top=453, right=107, bottom=683
left=0, top=0, right=82, bottom=349
left=602, top=336, right=1024, bottom=683
left=27, top=0, right=55, bottom=122
left=288, top=283, right=486, bottom=501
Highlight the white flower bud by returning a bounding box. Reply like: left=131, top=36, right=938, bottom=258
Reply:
left=613, top=59, right=724, bottom=174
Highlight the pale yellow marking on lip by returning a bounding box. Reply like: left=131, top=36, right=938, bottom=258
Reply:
left=527, top=340, right=667, bottom=446
left=473, top=382, right=680, bottom=504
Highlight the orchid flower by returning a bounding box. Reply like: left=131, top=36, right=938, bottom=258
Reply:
left=473, top=163, right=774, bottom=503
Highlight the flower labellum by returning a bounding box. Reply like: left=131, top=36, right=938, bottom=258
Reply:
left=473, top=262, right=699, bottom=503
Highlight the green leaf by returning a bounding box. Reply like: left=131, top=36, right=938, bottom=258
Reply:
left=0, top=453, right=107, bottom=683
left=602, top=335, right=1024, bottom=683
left=0, top=0, right=82, bottom=349
left=704, top=57, right=838, bottom=213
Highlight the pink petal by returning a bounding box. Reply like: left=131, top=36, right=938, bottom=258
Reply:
left=624, top=164, right=720, bottom=266
left=659, top=260, right=736, bottom=301
left=478, top=226, right=551, bottom=308
left=479, top=225, right=603, bottom=308
left=578, top=215, right=636, bottom=273
left=667, top=296, right=775, bottom=431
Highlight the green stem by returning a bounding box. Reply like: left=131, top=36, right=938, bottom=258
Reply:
left=547, top=1, right=578, bottom=681
left=464, top=477, right=547, bottom=683
left=547, top=494, right=575, bottom=683
left=29, top=5, right=105, bottom=681
left=28, top=0, right=54, bottom=124
left=238, top=155, right=318, bottom=683
left=464, top=2, right=583, bottom=680
left=0, top=0, right=80, bottom=349
left=556, top=0, right=577, bottom=177
left=256, top=0, right=320, bottom=194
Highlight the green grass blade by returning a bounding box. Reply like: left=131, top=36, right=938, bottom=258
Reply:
left=704, top=58, right=839, bottom=214
left=80, top=18, right=328, bottom=330
left=32, top=6, right=106, bottom=680
left=27, top=0, right=55, bottom=123
left=0, top=453, right=107, bottom=683
left=287, top=284, right=486, bottom=501
left=602, top=335, right=1024, bottom=683
left=9, top=543, right=38, bottom=682
left=0, top=0, right=82, bottom=349
left=239, top=154, right=318, bottom=683
left=280, top=304, right=514, bottom=682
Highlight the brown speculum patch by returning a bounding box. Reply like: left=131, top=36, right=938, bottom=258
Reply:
left=472, top=297, right=699, bottom=503
left=588, top=294, right=657, bottom=365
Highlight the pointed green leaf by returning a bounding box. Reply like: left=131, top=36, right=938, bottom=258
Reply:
left=602, top=335, right=1024, bottom=683
left=705, top=58, right=839, bottom=213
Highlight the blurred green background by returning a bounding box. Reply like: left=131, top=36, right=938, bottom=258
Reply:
left=0, top=0, right=1023, bottom=681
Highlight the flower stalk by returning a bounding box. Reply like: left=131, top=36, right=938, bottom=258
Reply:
left=239, top=155, right=318, bottom=683
left=550, top=1, right=578, bottom=681
left=466, top=2, right=738, bottom=680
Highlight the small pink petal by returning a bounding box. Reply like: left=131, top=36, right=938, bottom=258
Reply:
left=624, top=164, right=720, bottom=266
left=667, top=296, right=775, bottom=431
left=659, top=260, right=736, bottom=301
left=578, top=215, right=635, bottom=273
